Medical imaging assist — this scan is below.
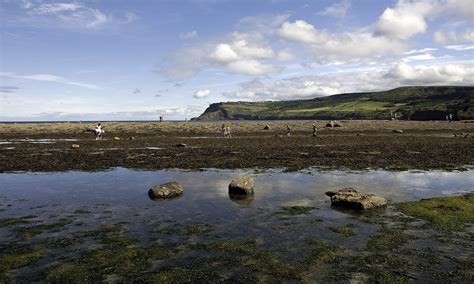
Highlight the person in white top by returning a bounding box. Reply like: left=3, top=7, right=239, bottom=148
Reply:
left=94, top=123, right=104, bottom=140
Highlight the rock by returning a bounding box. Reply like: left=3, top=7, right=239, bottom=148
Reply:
left=129, top=136, right=136, bottom=140
left=334, top=121, right=343, bottom=127
left=114, top=137, right=121, bottom=140
left=325, top=187, right=387, bottom=210
left=263, top=124, right=270, bottom=130
left=71, top=144, right=80, bottom=149
left=326, top=121, right=335, bottom=128
left=300, top=152, right=309, bottom=157
left=393, top=129, right=403, bottom=134
left=148, top=182, right=183, bottom=199
left=228, top=176, right=255, bottom=195
left=176, top=143, right=187, bottom=148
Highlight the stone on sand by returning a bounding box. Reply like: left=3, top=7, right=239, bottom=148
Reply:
left=229, top=176, right=255, bottom=195
left=148, top=182, right=183, bottom=199
left=325, top=187, right=387, bottom=210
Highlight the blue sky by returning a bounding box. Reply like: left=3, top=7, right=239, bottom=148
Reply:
left=0, top=0, right=473, bottom=121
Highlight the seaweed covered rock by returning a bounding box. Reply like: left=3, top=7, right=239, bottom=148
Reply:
left=148, top=182, right=183, bottom=200
left=325, top=187, right=387, bottom=210
left=228, top=176, right=255, bottom=195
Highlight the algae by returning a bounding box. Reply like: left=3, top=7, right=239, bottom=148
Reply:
left=398, top=193, right=474, bottom=232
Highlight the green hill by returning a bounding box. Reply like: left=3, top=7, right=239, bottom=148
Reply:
left=193, top=86, right=474, bottom=121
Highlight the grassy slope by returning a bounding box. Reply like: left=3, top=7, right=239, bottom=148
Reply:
left=196, top=86, right=474, bottom=120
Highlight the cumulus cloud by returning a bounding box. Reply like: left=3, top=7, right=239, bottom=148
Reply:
left=387, top=62, right=474, bottom=85
left=160, top=31, right=282, bottom=80
left=278, top=20, right=327, bottom=44
left=374, top=1, right=436, bottom=40
left=0, top=72, right=102, bottom=90
left=194, top=89, right=210, bottom=99
left=223, top=62, right=474, bottom=101
left=318, top=0, right=351, bottom=18
left=277, top=20, right=407, bottom=62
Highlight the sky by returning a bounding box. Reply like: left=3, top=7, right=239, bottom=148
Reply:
left=0, top=0, right=473, bottom=121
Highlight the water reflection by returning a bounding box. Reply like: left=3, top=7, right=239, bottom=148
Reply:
left=229, top=193, right=254, bottom=206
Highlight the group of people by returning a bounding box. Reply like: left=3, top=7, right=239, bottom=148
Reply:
left=221, top=124, right=232, bottom=138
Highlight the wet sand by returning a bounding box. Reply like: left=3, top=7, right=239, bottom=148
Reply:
left=0, top=120, right=473, bottom=172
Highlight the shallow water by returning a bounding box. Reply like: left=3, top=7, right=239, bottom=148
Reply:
left=0, top=168, right=473, bottom=281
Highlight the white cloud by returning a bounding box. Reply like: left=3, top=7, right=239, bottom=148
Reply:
left=277, top=20, right=407, bottom=63
left=402, top=53, right=436, bottom=62
left=434, top=30, right=474, bottom=44
left=387, top=62, right=474, bottom=85
left=445, top=0, right=474, bottom=19
left=223, top=62, right=474, bottom=101
left=35, top=3, right=82, bottom=14
left=179, top=30, right=198, bottom=40
left=404, top=48, right=438, bottom=55
left=318, top=0, right=351, bottom=18
left=278, top=20, right=327, bottom=44
left=444, top=44, right=474, bottom=51
left=0, top=72, right=102, bottom=90
left=161, top=31, right=281, bottom=80
left=194, top=89, right=211, bottom=99
left=209, top=43, right=240, bottom=63
left=9, top=1, right=138, bottom=30
left=227, top=59, right=281, bottom=75
left=374, top=1, right=435, bottom=40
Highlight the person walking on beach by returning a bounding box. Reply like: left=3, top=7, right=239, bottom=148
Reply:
left=221, top=124, right=226, bottom=137
left=225, top=126, right=232, bottom=138
left=312, top=123, right=317, bottom=137
left=449, top=113, right=453, bottom=122
left=286, top=125, right=291, bottom=136
left=94, top=123, right=104, bottom=140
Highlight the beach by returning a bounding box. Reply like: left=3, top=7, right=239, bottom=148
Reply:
left=1, top=120, right=473, bottom=172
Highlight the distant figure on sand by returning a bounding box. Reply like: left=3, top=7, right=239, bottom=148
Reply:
left=286, top=125, right=291, bottom=136
left=221, top=124, right=226, bottom=137
left=312, top=123, right=317, bottom=136
left=449, top=113, right=453, bottom=122
left=94, top=123, right=104, bottom=140
left=225, top=126, right=232, bottom=138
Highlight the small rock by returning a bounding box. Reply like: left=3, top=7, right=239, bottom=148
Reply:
left=148, top=182, right=183, bottom=200
left=129, top=136, right=136, bottom=140
left=176, top=143, right=187, bottom=148
left=300, top=152, right=309, bottom=157
left=325, top=121, right=335, bottom=128
left=393, top=129, right=403, bottom=134
left=263, top=124, right=270, bottom=130
left=71, top=144, right=80, bottom=149
left=334, top=121, right=343, bottom=127
left=229, top=176, right=255, bottom=195
left=325, top=187, right=387, bottom=210
left=114, top=137, right=121, bottom=140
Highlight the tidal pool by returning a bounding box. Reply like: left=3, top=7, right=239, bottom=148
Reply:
left=0, top=168, right=473, bottom=282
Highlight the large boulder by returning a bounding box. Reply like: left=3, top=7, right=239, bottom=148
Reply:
left=148, top=182, right=183, bottom=200
left=325, top=187, right=387, bottom=210
left=228, top=176, right=255, bottom=195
